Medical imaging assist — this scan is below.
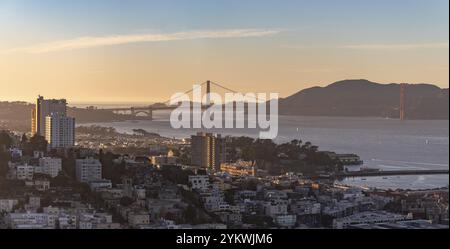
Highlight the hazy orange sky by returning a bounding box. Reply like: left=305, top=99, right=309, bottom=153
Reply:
left=0, top=0, right=448, bottom=104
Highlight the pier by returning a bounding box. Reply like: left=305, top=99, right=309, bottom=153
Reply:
left=331, top=169, right=449, bottom=178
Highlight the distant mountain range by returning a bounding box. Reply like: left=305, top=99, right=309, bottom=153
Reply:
left=279, top=79, right=449, bottom=120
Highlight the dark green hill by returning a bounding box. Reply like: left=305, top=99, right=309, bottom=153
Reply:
left=280, top=79, right=449, bottom=119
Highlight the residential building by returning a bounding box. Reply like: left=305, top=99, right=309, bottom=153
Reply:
left=45, top=113, right=75, bottom=149
left=128, top=213, right=150, bottom=228
left=151, top=154, right=177, bottom=167
left=16, top=164, right=35, bottom=180
left=191, top=132, right=225, bottom=170
left=33, top=151, right=44, bottom=159
left=89, top=179, right=112, bottom=192
left=32, top=96, right=67, bottom=136
left=37, top=157, right=62, bottom=177
left=76, top=157, right=102, bottom=183
left=57, top=213, right=78, bottom=229
left=275, top=214, right=297, bottom=228
left=0, top=199, right=19, bottom=213
left=78, top=212, right=115, bottom=229
left=25, top=179, right=51, bottom=191
left=332, top=211, right=412, bottom=229
left=188, top=175, right=210, bottom=191
left=263, top=200, right=288, bottom=218
left=7, top=213, right=57, bottom=229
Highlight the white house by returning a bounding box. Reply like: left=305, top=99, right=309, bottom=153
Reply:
left=0, top=199, right=19, bottom=213
left=16, top=164, right=35, bottom=180
left=188, top=175, right=210, bottom=191
left=37, top=157, right=62, bottom=178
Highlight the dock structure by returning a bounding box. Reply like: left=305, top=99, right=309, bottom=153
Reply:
left=318, top=169, right=449, bottom=179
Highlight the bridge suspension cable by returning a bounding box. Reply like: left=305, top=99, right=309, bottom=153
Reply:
left=211, top=81, right=269, bottom=103
left=163, top=81, right=208, bottom=105
left=210, top=81, right=239, bottom=93
left=161, top=80, right=270, bottom=106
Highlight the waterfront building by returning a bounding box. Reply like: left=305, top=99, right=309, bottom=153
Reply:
left=325, top=152, right=363, bottom=165
left=332, top=211, right=412, bottom=229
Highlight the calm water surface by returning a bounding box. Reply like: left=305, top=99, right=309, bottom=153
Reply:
left=85, top=112, right=449, bottom=190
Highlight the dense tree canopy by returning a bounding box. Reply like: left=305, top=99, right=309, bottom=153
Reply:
left=0, top=131, right=12, bottom=179
left=0, top=131, right=12, bottom=150
left=226, top=136, right=341, bottom=174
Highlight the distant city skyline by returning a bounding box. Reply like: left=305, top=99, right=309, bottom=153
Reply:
left=0, top=0, right=448, bottom=103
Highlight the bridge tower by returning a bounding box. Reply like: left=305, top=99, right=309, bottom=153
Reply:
left=399, top=83, right=406, bottom=120
left=148, top=106, right=153, bottom=121
left=206, top=80, right=211, bottom=105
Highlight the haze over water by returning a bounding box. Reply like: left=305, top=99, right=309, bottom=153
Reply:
left=84, top=108, right=450, bottom=190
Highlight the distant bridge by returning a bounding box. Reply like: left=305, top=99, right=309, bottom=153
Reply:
left=101, top=80, right=238, bottom=120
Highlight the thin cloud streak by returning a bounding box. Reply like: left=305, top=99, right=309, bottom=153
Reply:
left=5, top=29, right=281, bottom=54
left=341, top=42, right=449, bottom=50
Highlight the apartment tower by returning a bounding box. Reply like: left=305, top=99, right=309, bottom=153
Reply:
left=191, top=132, right=226, bottom=170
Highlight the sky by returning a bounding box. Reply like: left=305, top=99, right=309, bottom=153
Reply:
left=0, top=0, right=448, bottom=104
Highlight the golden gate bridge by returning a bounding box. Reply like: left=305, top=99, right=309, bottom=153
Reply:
left=101, top=80, right=244, bottom=120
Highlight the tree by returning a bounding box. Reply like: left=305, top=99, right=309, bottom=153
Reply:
left=276, top=140, right=304, bottom=160
left=100, top=151, right=126, bottom=184
left=183, top=205, right=198, bottom=224
left=0, top=132, right=12, bottom=179
left=253, top=139, right=277, bottom=167
left=51, top=174, right=72, bottom=188
left=62, top=156, right=76, bottom=179
left=241, top=146, right=256, bottom=162
left=0, top=150, right=11, bottom=179
left=20, top=134, right=28, bottom=146
left=0, top=131, right=12, bottom=151
left=119, top=196, right=134, bottom=206
left=160, top=167, right=194, bottom=185
left=23, top=135, right=48, bottom=155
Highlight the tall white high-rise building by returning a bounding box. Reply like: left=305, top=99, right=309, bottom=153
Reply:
left=45, top=113, right=75, bottom=149
left=76, top=158, right=102, bottom=183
